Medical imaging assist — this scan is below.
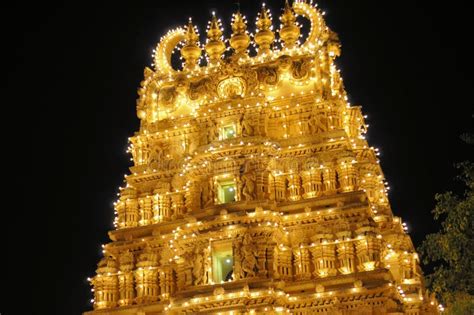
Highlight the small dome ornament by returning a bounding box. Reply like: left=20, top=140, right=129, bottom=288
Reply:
left=181, top=18, right=202, bottom=70
left=255, top=3, right=275, bottom=55
left=205, top=13, right=226, bottom=65
left=279, top=0, right=300, bottom=49
left=230, top=11, right=250, bottom=57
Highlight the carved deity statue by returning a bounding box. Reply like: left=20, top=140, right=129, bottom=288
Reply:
left=240, top=113, right=255, bottom=137
left=208, top=121, right=220, bottom=142
left=192, top=248, right=204, bottom=285
left=241, top=163, right=256, bottom=201
left=201, top=179, right=214, bottom=208
left=308, top=112, right=327, bottom=134
left=232, top=240, right=244, bottom=280
left=203, top=247, right=212, bottom=284
left=241, top=233, right=258, bottom=277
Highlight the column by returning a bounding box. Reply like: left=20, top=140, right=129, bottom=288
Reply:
left=138, top=196, right=153, bottom=226
left=92, top=257, right=119, bottom=310
left=302, top=170, right=323, bottom=199
left=337, top=157, right=359, bottom=192
left=118, top=251, right=135, bottom=306
left=322, top=162, right=337, bottom=195
left=310, top=234, right=337, bottom=278
left=135, top=248, right=159, bottom=304
left=336, top=231, right=355, bottom=275
left=355, top=227, right=381, bottom=272
left=293, top=247, right=311, bottom=280
left=159, top=266, right=174, bottom=301
left=171, top=193, right=185, bottom=218
left=287, top=173, right=302, bottom=201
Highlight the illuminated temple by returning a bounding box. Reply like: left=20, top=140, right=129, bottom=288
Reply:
left=86, top=1, right=441, bottom=314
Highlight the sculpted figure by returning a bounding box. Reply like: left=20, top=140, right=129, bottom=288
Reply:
left=203, top=247, right=211, bottom=284
left=193, top=248, right=204, bottom=285
left=201, top=179, right=214, bottom=208
left=232, top=240, right=244, bottom=280
left=241, top=163, right=256, bottom=201
left=209, top=121, right=220, bottom=141
left=308, top=112, right=327, bottom=134
left=240, top=113, right=255, bottom=137
left=241, top=234, right=258, bottom=277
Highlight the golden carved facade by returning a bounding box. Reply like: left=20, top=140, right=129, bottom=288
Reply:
left=86, top=1, right=441, bottom=314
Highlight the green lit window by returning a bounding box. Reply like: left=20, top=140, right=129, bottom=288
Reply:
left=212, top=242, right=233, bottom=283
left=222, top=124, right=236, bottom=139
left=217, top=180, right=236, bottom=204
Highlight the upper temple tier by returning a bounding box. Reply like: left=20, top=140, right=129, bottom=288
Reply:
left=86, top=1, right=441, bottom=314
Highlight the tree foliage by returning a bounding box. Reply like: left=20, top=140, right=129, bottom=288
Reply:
left=419, top=136, right=474, bottom=314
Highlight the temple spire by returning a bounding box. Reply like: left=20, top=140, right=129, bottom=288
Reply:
left=230, top=11, right=250, bottom=57
left=255, top=3, right=275, bottom=55
left=181, top=18, right=201, bottom=70
left=205, top=12, right=225, bottom=65
left=279, top=0, right=300, bottom=48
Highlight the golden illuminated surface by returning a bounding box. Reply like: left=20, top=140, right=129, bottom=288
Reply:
left=86, top=1, right=441, bottom=314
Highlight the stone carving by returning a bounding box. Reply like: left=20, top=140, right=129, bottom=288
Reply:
left=189, top=77, right=217, bottom=100
left=292, top=58, right=311, bottom=80
left=240, top=233, right=258, bottom=278
left=308, top=111, right=328, bottom=134
left=203, top=246, right=212, bottom=284
left=240, top=113, right=255, bottom=137
left=208, top=121, right=220, bottom=142
left=217, top=77, right=246, bottom=99
left=200, top=178, right=214, bottom=208
left=257, top=66, right=279, bottom=85
left=232, top=240, right=244, bottom=280
left=192, top=247, right=204, bottom=285
left=241, top=162, right=256, bottom=201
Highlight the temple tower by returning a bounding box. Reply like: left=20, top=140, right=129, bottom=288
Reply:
left=86, top=1, right=441, bottom=314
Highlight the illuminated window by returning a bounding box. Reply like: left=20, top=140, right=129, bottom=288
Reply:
left=221, top=124, right=236, bottom=139
left=212, top=241, right=233, bottom=283
left=217, top=179, right=236, bottom=204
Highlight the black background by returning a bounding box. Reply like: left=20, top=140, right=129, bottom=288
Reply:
left=3, top=1, right=472, bottom=314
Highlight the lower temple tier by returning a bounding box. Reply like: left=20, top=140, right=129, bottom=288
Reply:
left=86, top=193, right=440, bottom=315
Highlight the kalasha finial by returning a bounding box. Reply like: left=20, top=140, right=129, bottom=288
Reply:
left=230, top=12, right=250, bottom=56
left=181, top=18, right=202, bottom=70
left=205, top=13, right=225, bottom=64
left=255, top=3, right=275, bottom=55
left=279, top=0, right=300, bottom=48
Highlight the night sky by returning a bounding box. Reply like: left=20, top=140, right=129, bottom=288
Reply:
left=3, top=1, right=472, bottom=314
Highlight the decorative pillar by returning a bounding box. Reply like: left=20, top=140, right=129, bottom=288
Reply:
left=256, top=244, right=268, bottom=277
left=274, top=175, right=287, bottom=202
left=176, top=254, right=193, bottom=291
left=159, top=266, right=174, bottom=301
left=185, top=180, right=200, bottom=212
left=138, top=196, right=153, bottom=226
left=153, top=189, right=171, bottom=222
left=400, top=252, right=415, bottom=281
left=171, top=193, right=185, bottom=218
left=355, top=227, right=381, bottom=272
left=116, top=188, right=138, bottom=228
left=287, top=173, right=302, bottom=201
left=322, top=162, right=337, bottom=194
left=92, top=256, right=119, bottom=310
left=310, top=234, right=337, bottom=278
left=336, top=231, right=355, bottom=275
left=337, top=157, right=358, bottom=192
left=293, top=246, right=311, bottom=280
left=359, top=168, right=378, bottom=203
left=135, top=248, right=159, bottom=304
left=274, top=246, right=293, bottom=280
left=118, top=251, right=135, bottom=306
left=302, top=169, right=323, bottom=199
